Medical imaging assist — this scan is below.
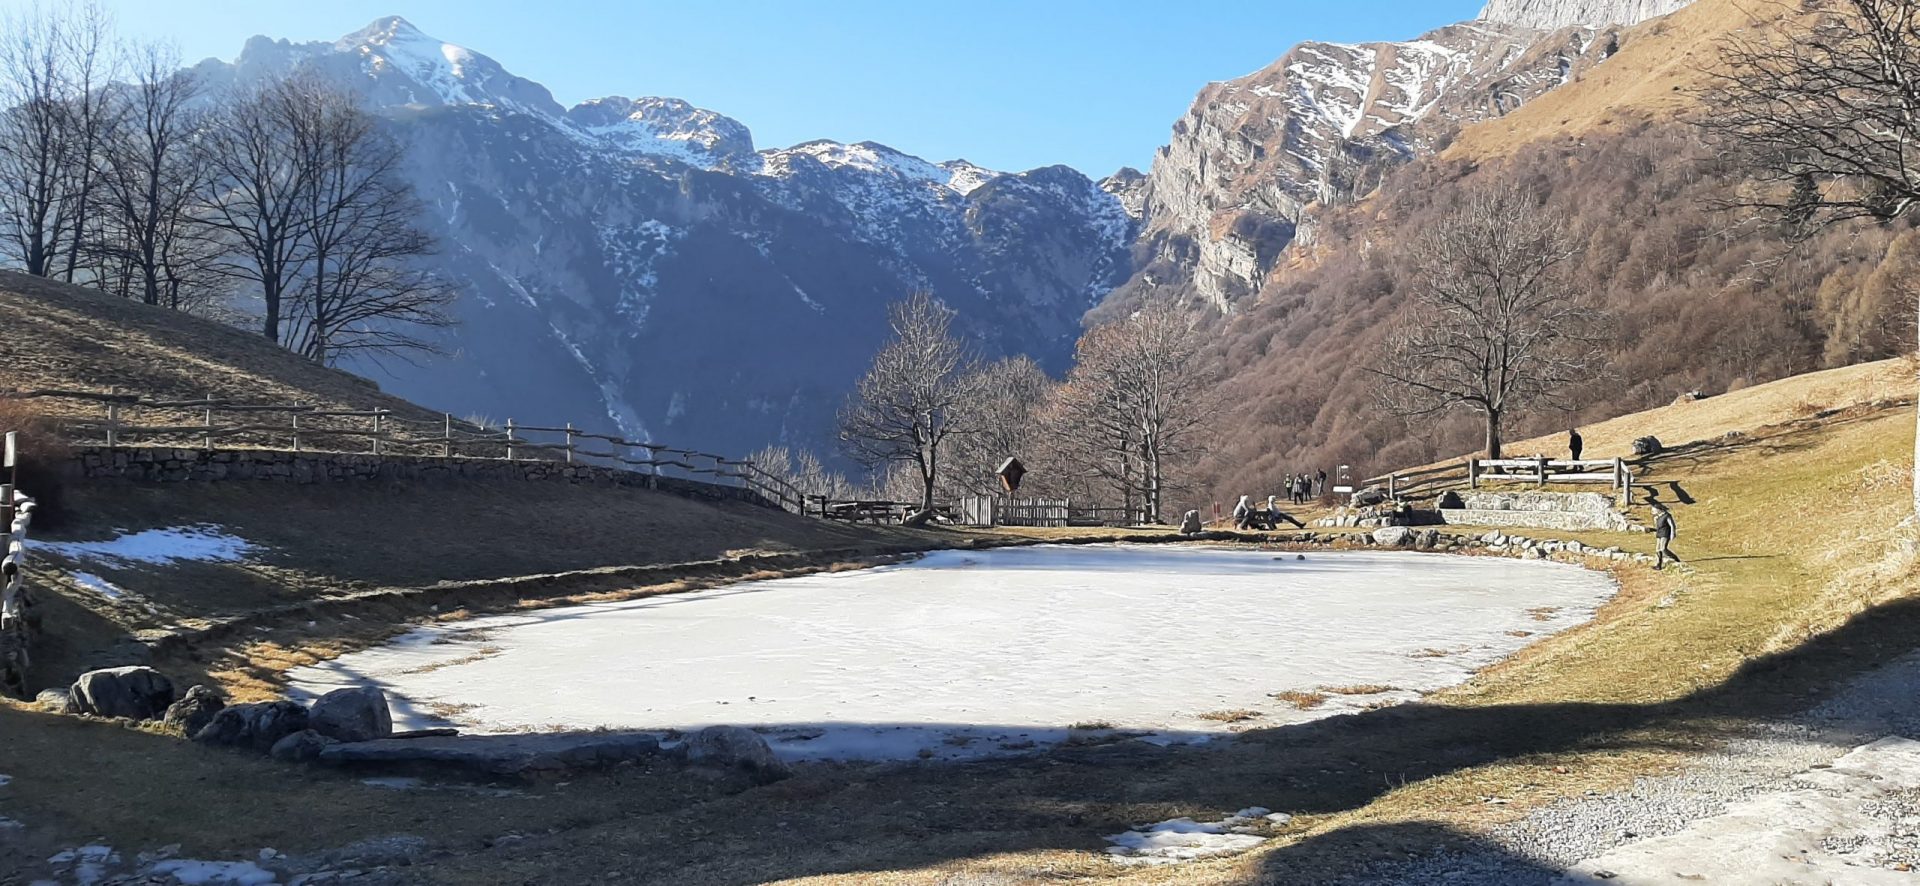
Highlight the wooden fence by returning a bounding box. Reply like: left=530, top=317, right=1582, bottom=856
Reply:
left=1, top=432, right=37, bottom=697
left=1367, top=457, right=1635, bottom=506
left=957, top=496, right=1137, bottom=528
left=0, top=388, right=806, bottom=514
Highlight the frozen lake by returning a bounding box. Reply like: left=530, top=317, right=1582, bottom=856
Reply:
left=288, top=544, right=1616, bottom=761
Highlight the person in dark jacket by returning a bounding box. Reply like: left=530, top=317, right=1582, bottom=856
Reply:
left=1316, top=469, right=1327, bottom=496
left=1653, top=502, right=1679, bottom=569
left=1569, top=428, right=1585, bottom=461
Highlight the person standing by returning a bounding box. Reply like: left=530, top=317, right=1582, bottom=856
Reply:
left=1316, top=469, right=1327, bottom=497
left=1569, top=428, right=1585, bottom=461
left=1652, top=503, right=1679, bottom=570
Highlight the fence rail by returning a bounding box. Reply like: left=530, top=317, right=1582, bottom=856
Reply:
left=957, top=495, right=1137, bottom=528
left=1366, top=456, right=1634, bottom=506
left=0, top=388, right=807, bottom=514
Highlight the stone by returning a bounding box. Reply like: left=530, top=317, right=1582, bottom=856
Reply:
left=685, top=725, right=792, bottom=782
left=318, top=731, right=660, bottom=776
left=69, top=666, right=176, bottom=720
left=1371, top=526, right=1413, bottom=547
left=1416, top=529, right=1441, bottom=550
left=1632, top=435, right=1664, bottom=456
left=194, top=700, right=309, bottom=752
left=269, top=729, right=339, bottom=763
left=162, top=686, right=226, bottom=737
left=34, top=688, right=75, bottom=714
left=1178, top=510, right=1204, bottom=535
left=1351, top=486, right=1389, bottom=507
left=308, top=686, right=393, bottom=742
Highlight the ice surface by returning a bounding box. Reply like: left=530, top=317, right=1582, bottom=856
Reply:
left=146, top=859, right=277, bottom=885
left=34, top=525, right=254, bottom=567
left=289, top=545, right=1614, bottom=762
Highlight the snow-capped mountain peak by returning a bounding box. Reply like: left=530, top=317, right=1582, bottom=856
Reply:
left=327, top=15, right=562, bottom=117
left=565, top=96, right=756, bottom=167
left=756, top=140, right=1003, bottom=197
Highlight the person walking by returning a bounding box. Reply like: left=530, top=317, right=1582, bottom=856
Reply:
left=1316, top=469, right=1327, bottom=497
left=1569, top=428, right=1585, bottom=462
left=1652, top=502, right=1679, bottom=570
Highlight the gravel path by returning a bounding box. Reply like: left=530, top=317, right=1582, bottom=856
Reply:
left=1330, top=652, right=1920, bottom=884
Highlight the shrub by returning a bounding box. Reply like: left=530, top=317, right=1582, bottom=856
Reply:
left=0, top=398, right=69, bottom=528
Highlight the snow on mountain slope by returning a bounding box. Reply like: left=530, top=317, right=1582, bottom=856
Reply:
left=201, top=17, right=1135, bottom=459
left=1480, top=0, right=1696, bottom=30
left=1122, top=11, right=1650, bottom=311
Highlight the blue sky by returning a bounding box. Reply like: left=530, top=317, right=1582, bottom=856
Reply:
left=35, top=0, right=1484, bottom=174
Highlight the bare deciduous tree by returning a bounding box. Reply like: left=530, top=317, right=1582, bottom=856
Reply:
left=945, top=355, right=1051, bottom=497
left=282, top=87, right=450, bottom=364
left=92, top=43, right=223, bottom=309
left=1698, top=0, right=1920, bottom=515
left=0, top=3, right=87, bottom=277
left=202, top=74, right=449, bottom=361
left=1052, top=297, right=1213, bottom=523
left=839, top=293, right=978, bottom=510
left=1369, top=184, right=1605, bottom=459
left=199, top=75, right=319, bottom=343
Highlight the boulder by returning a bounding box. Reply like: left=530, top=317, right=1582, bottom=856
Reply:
left=1371, top=526, right=1413, bottom=547
left=194, top=700, right=309, bottom=752
left=1416, top=529, right=1441, bottom=551
left=319, top=731, right=659, bottom=776
left=69, top=666, right=175, bottom=720
left=269, top=729, right=339, bottom=763
left=1351, top=486, right=1389, bottom=507
left=1632, top=435, right=1664, bottom=456
left=685, top=725, right=792, bottom=782
left=308, top=687, right=392, bottom=743
left=162, top=685, right=226, bottom=737
left=34, top=688, right=75, bottom=714
left=1178, top=510, right=1204, bottom=536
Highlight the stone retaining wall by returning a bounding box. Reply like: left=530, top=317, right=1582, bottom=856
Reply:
left=1435, top=508, right=1632, bottom=532
left=61, top=446, right=779, bottom=510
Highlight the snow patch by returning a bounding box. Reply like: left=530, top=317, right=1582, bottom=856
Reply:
left=71, top=572, right=125, bottom=599
left=1106, top=807, right=1289, bottom=865
left=35, top=526, right=255, bottom=567
left=147, top=859, right=277, bottom=885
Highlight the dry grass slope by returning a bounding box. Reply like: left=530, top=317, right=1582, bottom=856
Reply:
left=0, top=271, right=445, bottom=421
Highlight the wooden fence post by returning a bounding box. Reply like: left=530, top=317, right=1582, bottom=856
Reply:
left=104, top=386, right=118, bottom=449
left=1468, top=458, right=1479, bottom=489
left=505, top=419, right=515, bottom=461
left=291, top=405, right=301, bottom=452
left=1387, top=473, right=1397, bottom=500
left=442, top=414, right=452, bottom=458
left=372, top=411, right=384, bottom=455
left=202, top=392, right=214, bottom=451
left=1536, top=457, right=1548, bottom=487
left=564, top=423, right=574, bottom=464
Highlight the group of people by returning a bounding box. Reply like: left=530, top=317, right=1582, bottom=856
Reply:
left=1231, top=493, right=1307, bottom=531
left=1281, top=469, right=1326, bottom=505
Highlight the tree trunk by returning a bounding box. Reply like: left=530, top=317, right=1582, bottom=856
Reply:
left=1912, top=310, right=1918, bottom=520
left=1485, top=410, right=1504, bottom=460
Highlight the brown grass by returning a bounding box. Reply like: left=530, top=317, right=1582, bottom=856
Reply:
left=1197, top=709, right=1264, bottom=723
left=1269, top=690, right=1328, bottom=710
left=1320, top=684, right=1396, bottom=696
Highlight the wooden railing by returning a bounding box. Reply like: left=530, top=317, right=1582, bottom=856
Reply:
left=956, top=495, right=1138, bottom=528
left=1367, top=456, right=1634, bottom=506
left=0, top=388, right=807, bottom=514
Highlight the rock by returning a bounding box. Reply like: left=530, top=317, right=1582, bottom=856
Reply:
left=685, top=725, right=792, bottom=782
left=269, top=729, right=338, bottom=763
left=69, top=666, right=175, bottom=720
left=162, top=686, right=226, bottom=737
left=194, top=700, right=309, bottom=752
left=1417, top=529, right=1441, bottom=550
left=34, top=688, right=75, bottom=714
left=1372, top=526, right=1413, bottom=547
left=319, top=731, right=660, bottom=776
left=1178, top=510, right=1204, bottom=535
left=1632, top=435, right=1664, bottom=456
left=1351, top=486, right=1389, bottom=507
left=308, top=686, right=393, bottom=742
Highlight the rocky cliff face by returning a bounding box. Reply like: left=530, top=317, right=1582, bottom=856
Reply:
left=197, top=17, right=1134, bottom=461
left=1118, top=1, right=1694, bottom=312
left=1479, top=0, right=1695, bottom=30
